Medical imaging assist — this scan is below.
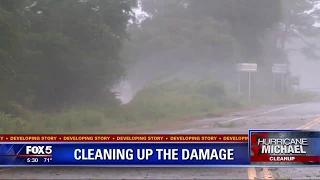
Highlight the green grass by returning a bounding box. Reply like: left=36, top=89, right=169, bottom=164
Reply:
left=0, top=79, right=317, bottom=134
left=215, top=121, right=236, bottom=128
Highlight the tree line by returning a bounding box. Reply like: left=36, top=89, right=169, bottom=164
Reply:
left=1, top=0, right=319, bottom=113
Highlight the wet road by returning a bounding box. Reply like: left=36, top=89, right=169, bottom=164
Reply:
left=1, top=94, right=320, bottom=179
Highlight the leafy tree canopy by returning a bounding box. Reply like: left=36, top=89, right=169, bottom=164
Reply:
left=0, top=0, right=137, bottom=111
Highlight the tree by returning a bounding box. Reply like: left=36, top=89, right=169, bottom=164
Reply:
left=279, top=0, right=320, bottom=60
left=0, top=0, right=36, bottom=108
left=188, top=0, right=282, bottom=58
left=0, top=0, right=137, bottom=111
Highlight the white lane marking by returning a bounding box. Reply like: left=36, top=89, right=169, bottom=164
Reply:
left=220, top=104, right=302, bottom=123
left=170, top=103, right=304, bottom=134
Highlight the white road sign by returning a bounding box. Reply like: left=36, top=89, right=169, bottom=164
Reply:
left=236, top=63, right=257, bottom=72
left=236, top=63, right=257, bottom=101
left=272, top=64, right=287, bottom=74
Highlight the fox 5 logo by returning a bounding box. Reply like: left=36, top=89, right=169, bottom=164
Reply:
left=26, top=146, right=52, bottom=155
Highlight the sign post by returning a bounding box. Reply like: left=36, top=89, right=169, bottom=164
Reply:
left=236, top=63, right=257, bottom=100
left=272, top=64, right=288, bottom=92
left=281, top=73, right=284, bottom=92
left=238, top=72, right=241, bottom=94
left=291, top=76, right=300, bottom=91
left=273, top=74, right=276, bottom=91
left=248, top=72, right=252, bottom=100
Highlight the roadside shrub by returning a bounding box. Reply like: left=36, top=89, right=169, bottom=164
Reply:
left=0, top=112, right=26, bottom=133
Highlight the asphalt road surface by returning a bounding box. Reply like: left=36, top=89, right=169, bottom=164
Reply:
left=1, top=93, right=320, bottom=179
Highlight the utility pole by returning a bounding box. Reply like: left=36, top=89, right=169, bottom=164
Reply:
left=238, top=72, right=241, bottom=94
left=248, top=72, right=252, bottom=100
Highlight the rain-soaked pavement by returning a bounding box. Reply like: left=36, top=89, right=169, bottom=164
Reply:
left=1, top=93, right=320, bottom=179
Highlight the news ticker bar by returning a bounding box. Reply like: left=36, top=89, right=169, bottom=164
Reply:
left=0, top=143, right=248, bottom=166
left=0, top=130, right=319, bottom=167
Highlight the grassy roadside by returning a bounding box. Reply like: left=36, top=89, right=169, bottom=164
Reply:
left=0, top=80, right=317, bottom=134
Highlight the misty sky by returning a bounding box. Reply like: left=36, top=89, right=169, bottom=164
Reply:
left=289, top=36, right=320, bottom=89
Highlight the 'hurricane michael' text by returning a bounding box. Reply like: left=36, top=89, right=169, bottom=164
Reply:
left=258, top=138, right=308, bottom=154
